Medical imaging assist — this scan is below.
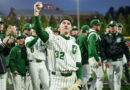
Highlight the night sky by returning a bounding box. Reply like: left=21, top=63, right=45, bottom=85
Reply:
left=0, top=0, right=130, bottom=15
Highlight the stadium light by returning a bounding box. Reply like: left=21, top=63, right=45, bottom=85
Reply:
left=77, top=0, right=80, bottom=32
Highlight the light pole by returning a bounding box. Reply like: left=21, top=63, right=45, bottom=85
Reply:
left=77, top=0, right=80, bottom=32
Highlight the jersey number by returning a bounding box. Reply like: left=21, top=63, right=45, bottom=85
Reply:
left=55, top=50, right=65, bottom=60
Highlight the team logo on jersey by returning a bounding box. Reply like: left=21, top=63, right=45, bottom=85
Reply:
left=72, top=45, right=77, bottom=54
left=116, top=37, right=121, bottom=43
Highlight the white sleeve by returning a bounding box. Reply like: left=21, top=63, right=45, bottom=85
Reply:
left=25, top=37, right=34, bottom=46
left=44, top=33, right=57, bottom=49
left=75, top=45, right=82, bottom=63
left=45, top=27, right=53, bottom=34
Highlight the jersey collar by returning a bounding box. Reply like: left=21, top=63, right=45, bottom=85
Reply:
left=60, top=34, right=70, bottom=40
left=89, top=29, right=96, bottom=33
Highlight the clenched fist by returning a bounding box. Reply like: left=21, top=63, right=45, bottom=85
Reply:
left=34, top=2, right=43, bottom=16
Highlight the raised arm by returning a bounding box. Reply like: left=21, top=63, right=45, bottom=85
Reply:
left=34, top=2, right=49, bottom=43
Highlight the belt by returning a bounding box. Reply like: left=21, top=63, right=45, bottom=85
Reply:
left=51, top=71, right=73, bottom=77
left=108, top=57, right=122, bottom=62
left=29, top=59, right=43, bottom=63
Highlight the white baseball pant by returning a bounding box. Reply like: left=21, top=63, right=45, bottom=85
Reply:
left=13, top=74, right=26, bottom=90
left=88, top=57, right=104, bottom=90
left=29, top=61, right=49, bottom=90
left=82, top=64, right=91, bottom=90
left=50, top=72, right=76, bottom=90
left=7, top=69, right=13, bottom=85
left=0, top=73, right=6, bottom=90
left=25, top=72, right=33, bottom=90
left=107, top=60, right=123, bottom=90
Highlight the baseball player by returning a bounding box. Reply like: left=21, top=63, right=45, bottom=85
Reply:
left=0, top=36, right=14, bottom=90
left=117, top=23, right=130, bottom=83
left=23, top=23, right=32, bottom=37
left=77, top=25, right=91, bottom=90
left=84, top=19, right=104, bottom=90
left=25, top=28, right=49, bottom=90
left=71, top=26, right=78, bottom=39
left=0, top=18, right=14, bottom=90
left=9, top=33, right=28, bottom=90
left=117, top=23, right=123, bottom=34
left=100, top=21, right=130, bottom=90
left=34, top=2, right=82, bottom=90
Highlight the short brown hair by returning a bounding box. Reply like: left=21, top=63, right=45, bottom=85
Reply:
left=60, top=15, right=73, bottom=24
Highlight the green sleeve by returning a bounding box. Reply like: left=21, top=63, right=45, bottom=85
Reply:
left=26, top=37, right=38, bottom=48
left=76, top=62, right=82, bottom=79
left=9, top=48, right=17, bottom=73
left=88, top=34, right=99, bottom=61
left=34, top=16, right=49, bottom=43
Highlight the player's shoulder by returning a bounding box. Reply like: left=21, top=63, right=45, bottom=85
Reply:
left=25, top=36, right=34, bottom=41
left=11, top=45, right=19, bottom=52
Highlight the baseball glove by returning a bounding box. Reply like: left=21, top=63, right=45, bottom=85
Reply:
left=68, top=83, right=81, bottom=90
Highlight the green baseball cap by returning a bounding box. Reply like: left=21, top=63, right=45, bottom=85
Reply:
left=81, top=25, right=90, bottom=32
left=23, top=23, right=32, bottom=30
left=72, top=26, right=78, bottom=30
left=60, top=15, right=73, bottom=24
left=109, top=21, right=117, bottom=26
left=16, top=31, right=26, bottom=39
left=0, top=17, right=4, bottom=23
left=90, top=19, right=102, bottom=27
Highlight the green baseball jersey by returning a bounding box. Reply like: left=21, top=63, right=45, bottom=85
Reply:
left=84, top=29, right=101, bottom=61
left=9, top=45, right=27, bottom=76
left=34, top=16, right=82, bottom=79
left=77, top=33, right=88, bottom=64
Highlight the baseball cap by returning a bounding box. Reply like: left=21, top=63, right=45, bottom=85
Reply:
left=90, top=19, right=102, bottom=27
left=16, top=31, right=26, bottom=39
left=23, top=23, right=32, bottom=30
left=81, top=25, right=90, bottom=32
left=72, top=26, right=78, bottom=30
left=109, top=21, right=117, bottom=26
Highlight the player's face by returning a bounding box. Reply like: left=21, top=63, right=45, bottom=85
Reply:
left=23, top=29, right=31, bottom=35
left=60, top=20, right=72, bottom=35
left=71, top=30, right=78, bottom=36
left=0, top=23, right=4, bottom=31
left=110, top=25, right=117, bottom=33
left=105, top=28, right=110, bottom=33
left=93, top=25, right=101, bottom=31
left=16, top=38, right=25, bottom=46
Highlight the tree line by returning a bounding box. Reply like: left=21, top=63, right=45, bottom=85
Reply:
left=1, top=6, right=130, bottom=36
